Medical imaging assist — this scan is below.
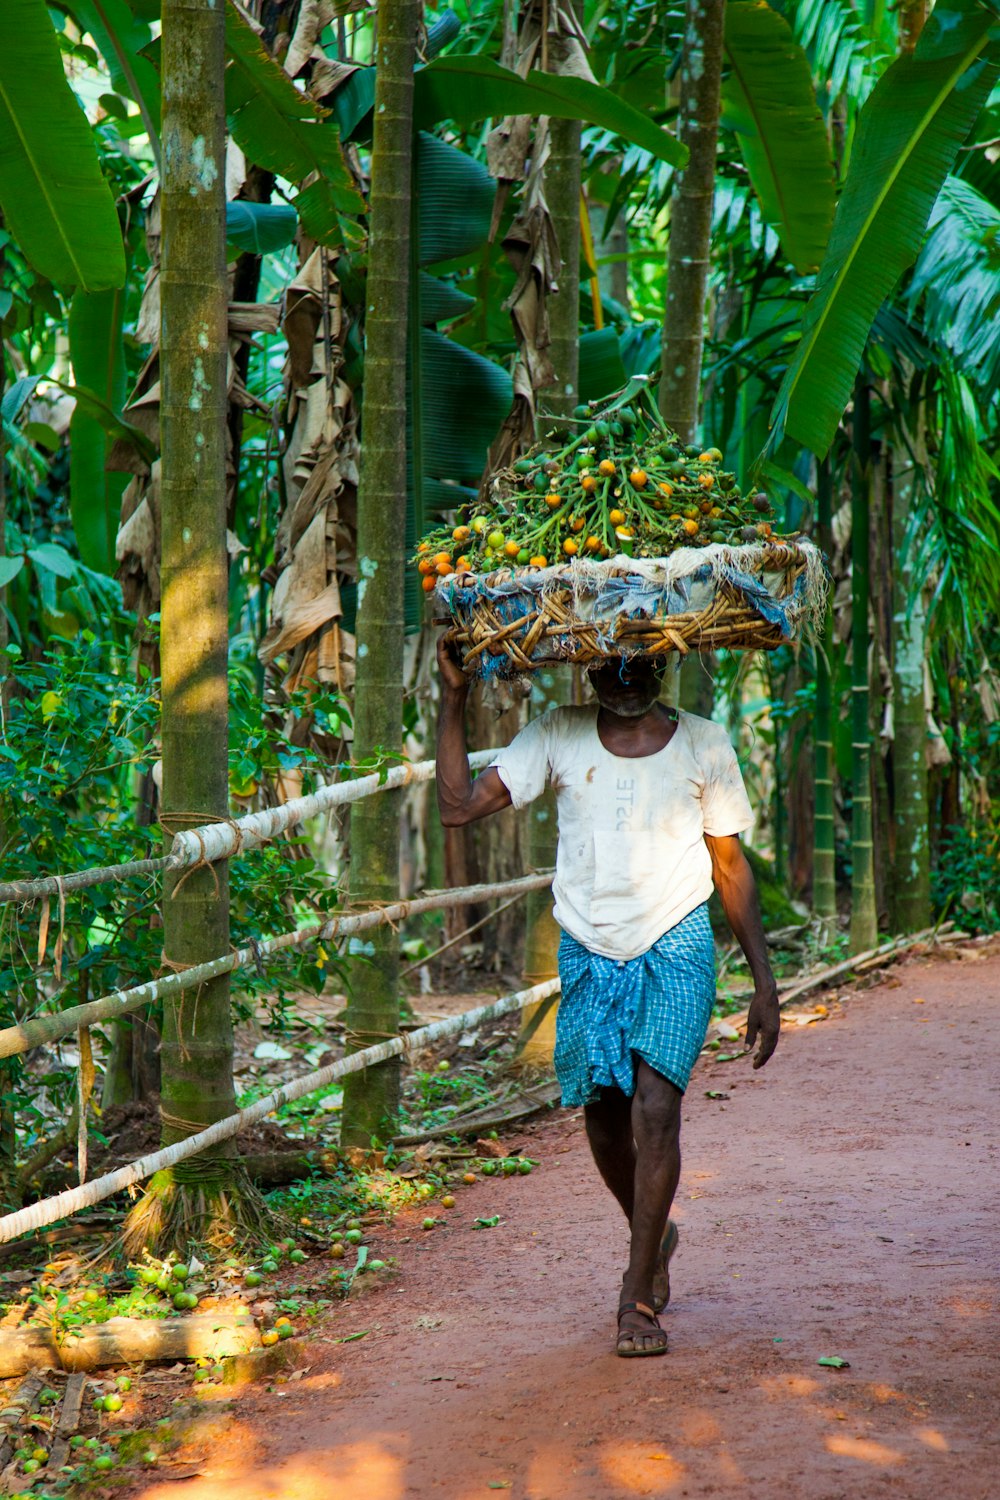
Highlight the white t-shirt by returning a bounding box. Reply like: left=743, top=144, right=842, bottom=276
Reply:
left=492, top=706, right=754, bottom=961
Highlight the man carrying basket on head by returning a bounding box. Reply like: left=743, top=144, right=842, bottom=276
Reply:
left=436, top=641, right=780, bottom=1358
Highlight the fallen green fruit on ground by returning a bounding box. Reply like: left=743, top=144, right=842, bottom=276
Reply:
left=369, top=1259, right=385, bottom=1270
left=103, top=1394, right=123, bottom=1412
left=517, top=1160, right=532, bottom=1175
left=277, top=1324, right=294, bottom=1340
left=289, top=1249, right=306, bottom=1263
left=171, top=1263, right=189, bottom=1281
left=92, top=1455, right=115, bottom=1471
left=422, top=1218, right=436, bottom=1230
left=330, top=1244, right=345, bottom=1259
left=261, top=1259, right=278, bottom=1274
left=115, top=1376, right=131, bottom=1392
left=344, top=1229, right=363, bottom=1245
left=244, top=1271, right=262, bottom=1287
left=21, top=1459, right=41, bottom=1474
left=142, top=1450, right=158, bottom=1465
left=501, top=1159, right=518, bottom=1175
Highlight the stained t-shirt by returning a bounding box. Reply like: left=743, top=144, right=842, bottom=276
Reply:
left=491, top=706, right=754, bottom=961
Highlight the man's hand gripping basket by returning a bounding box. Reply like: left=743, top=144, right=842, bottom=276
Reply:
left=437, top=540, right=826, bottom=682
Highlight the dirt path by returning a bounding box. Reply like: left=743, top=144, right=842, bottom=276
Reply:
left=135, top=948, right=999, bottom=1500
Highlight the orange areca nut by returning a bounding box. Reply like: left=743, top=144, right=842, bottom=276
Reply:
left=436, top=560, right=453, bottom=575
left=658, top=481, right=673, bottom=497
left=529, top=554, right=548, bottom=568
left=422, top=574, right=437, bottom=591
left=682, top=519, right=699, bottom=536
left=418, top=558, right=433, bottom=575
left=455, top=555, right=471, bottom=570
left=546, top=492, right=562, bottom=509
left=608, top=508, right=625, bottom=526
left=581, top=474, right=598, bottom=493
left=417, top=540, right=431, bottom=553
left=598, top=459, right=616, bottom=477
left=699, top=472, right=715, bottom=489
left=630, top=468, right=648, bottom=488
left=434, top=551, right=451, bottom=566
left=563, top=538, right=579, bottom=556
left=615, top=525, right=633, bottom=540
left=504, top=540, right=520, bottom=558
left=452, top=525, right=471, bottom=542
left=584, top=535, right=602, bottom=552
left=569, top=514, right=586, bottom=532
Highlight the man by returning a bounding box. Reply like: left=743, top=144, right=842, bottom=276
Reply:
left=436, top=641, right=780, bottom=1358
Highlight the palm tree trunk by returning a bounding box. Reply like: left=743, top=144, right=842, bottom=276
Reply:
left=850, top=380, right=878, bottom=952
left=660, top=0, right=724, bottom=716
left=339, top=0, right=419, bottom=1151
left=812, top=457, right=837, bottom=932
left=659, top=0, right=724, bottom=445
left=523, top=114, right=581, bottom=993
left=891, top=432, right=930, bottom=930
left=128, top=0, right=239, bottom=1249
left=0, top=301, right=19, bottom=1214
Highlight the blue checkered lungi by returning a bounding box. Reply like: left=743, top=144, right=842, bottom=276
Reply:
left=554, top=902, right=716, bottom=1106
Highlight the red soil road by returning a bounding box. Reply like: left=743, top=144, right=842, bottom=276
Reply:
left=134, top=948, right=999, bottom=1500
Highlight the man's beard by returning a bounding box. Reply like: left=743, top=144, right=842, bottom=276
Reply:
left=591, top=681, right=661, bottom=718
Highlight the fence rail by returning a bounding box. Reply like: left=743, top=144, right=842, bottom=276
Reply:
left=0, top=978, right=562, bottom=1244
left=0, top=872, right=553, bottom=1060
left=0, top=749, right=501, bottom=905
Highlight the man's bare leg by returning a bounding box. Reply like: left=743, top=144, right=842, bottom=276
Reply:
left=584, top=1061, right=682, bottom=1351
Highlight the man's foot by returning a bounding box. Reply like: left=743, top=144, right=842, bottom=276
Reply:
left=616, top=1301, right=669, bottom=1358
left=651, top=1218, right=679, bottom=1314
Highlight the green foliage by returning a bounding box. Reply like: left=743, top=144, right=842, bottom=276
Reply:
left=412, top=56, right=688, bottom=166
left=0, top=0, right=126, bottom=289
left=221, top=1, right=365, bottom=247
left=932, top=819, right=1000, bottom=931
left=723, top=0, right=836, bottom=273
left=68, top=289, right=129, bottom=574
left=910, top=174, right=1000, bottom=398
left=771, top=0, right=1000, bottom=458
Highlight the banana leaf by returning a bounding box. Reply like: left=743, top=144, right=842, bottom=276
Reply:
left=770, top=0, right=1000, bottom=458
left=723, top=0, right=835, bottom=273
left=69, top=289, right=129, bottom=574
left=225, top=200, right=299, bottom=255
left=221, top=2, right=364, bottom=244
left=412, top=57, right=687, bottom=167
left=70, top=0, right=160, bottom=137
left=0, top=0, right=125, bottom=289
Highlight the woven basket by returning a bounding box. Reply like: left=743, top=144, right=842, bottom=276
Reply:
left=436, top=540, right=825, bottom=679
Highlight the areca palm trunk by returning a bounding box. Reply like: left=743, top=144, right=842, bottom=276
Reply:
left=128, top=0, right=239, bottom=1248
left=812, top=457, right=837, bottom=932
left=850, top=380, right=878, bottom=952
left=0, top=309, right=17, bottom=1213
left=891, top=431, right=930, bottom=930
left=659, top=0, right=724, bottom=445
left=340, top=0, right=419, bottom=1150
left=523, top=114, right=580, bottom=991
left=660, top=0, right=724, bottom=718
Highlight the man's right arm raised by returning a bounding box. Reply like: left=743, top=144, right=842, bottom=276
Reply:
left=436, top=636, right=514, bottom=827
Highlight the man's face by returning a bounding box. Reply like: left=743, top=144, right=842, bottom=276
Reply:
left=588, top=658, right=665, bottom=718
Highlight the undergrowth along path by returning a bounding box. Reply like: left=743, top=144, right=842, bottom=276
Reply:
left=131, top=944, right=999, bottom=1500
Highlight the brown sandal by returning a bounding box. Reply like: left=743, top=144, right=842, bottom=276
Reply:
left=652, top=1218, right=679, bottom=1314
left=616, top=1300, right=669, bottom=1358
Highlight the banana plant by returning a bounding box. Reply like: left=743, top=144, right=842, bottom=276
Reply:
left=0, top=0, right=126, bottom=290
left=769, top=0, right=1000, bottom=459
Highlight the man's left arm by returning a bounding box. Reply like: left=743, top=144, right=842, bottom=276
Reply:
left=704, top=834, right=780, bottom=1069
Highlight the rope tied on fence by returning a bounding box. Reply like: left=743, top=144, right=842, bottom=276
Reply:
left=0, top=750, right=502, bottom=906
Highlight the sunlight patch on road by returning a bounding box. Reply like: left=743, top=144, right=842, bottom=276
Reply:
left=825, top=1434, right=904, bottom=1466
left=597, top=1440, right=684, bottom=1493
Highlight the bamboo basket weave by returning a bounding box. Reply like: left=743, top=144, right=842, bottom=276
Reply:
left=436, top=540, right=826, bottom=680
